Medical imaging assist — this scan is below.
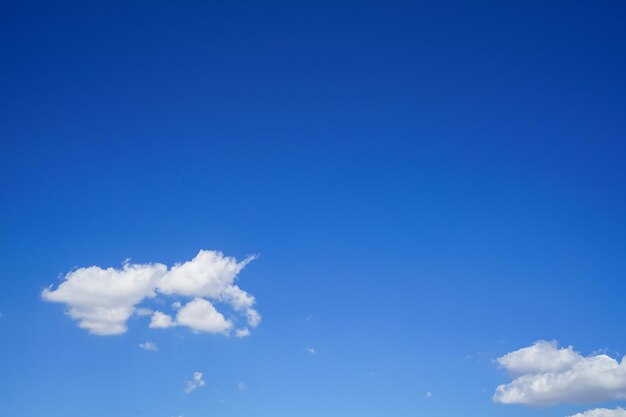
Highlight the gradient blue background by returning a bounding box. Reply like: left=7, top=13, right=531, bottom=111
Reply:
left=1, top=1, right=625, bottom=416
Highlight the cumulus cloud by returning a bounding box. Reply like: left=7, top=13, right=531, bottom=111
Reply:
left=42, top=262, right=165, bottom=335
left=149, top=299, right=232, bottom=333
left=139, top=342, right=158, bottom=351
left=185, top=372, right=205, bottom=393
left=497, top=340, right=580, bottom=374
left=176, top=298, right=232, bottom=334
left=149, top=311, right=176, bottom=329
left=568, top=408, right=626, bottom=417
left=494, top=340, right=626, bottom=406
left=158, top=251, right=256, bottom=298
left=42, top=250, right=260, bottom=337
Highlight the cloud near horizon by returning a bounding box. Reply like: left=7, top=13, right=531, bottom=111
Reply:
left=42, top=250, right=260, bottom=337
left=494, top=340, right=626, bottom=406
left=568, top=408, right=626, bottom=417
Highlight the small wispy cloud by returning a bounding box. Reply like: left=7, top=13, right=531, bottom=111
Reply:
left=135, top=308, right=153, bottom=317
left=306, top=347, right=316, bottom=355
left=238, top=382, right=246, bottom=390
left=426, top=391, right=433, bottom=398
left=235, top=328, right=250, bottom=338
left=139, top=341, right=158, bottom=351
left=185, top=372, right=205, bottom=393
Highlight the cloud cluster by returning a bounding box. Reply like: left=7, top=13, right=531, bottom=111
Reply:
left=568, top=408, right=626, bottom=417
left=42, top=250, right=260, bottom=337
left=494, top=340, right=626, bottom=406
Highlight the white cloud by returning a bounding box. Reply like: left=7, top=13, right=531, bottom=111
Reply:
left=426, top=391, right=433, bottom=397
left=246, top=308, right=262, bottom=328
left=42, top=250, right=260, bottom=337
left=235, top=328, right=250, bottom=338
left=185, top=372, right=205, bottom=393
left=176, top=298, right=232, bottom=334
left=158, top=251, right=256, bottom=298
left=139, top=342, right=158, bottom=351
left=307, top=347, right=316, bottom=355
left=149, top=311, right=176, bottom=329
left=221, top=284, right=261, bottom=328
left=568, top=408, right=626, bottom=417
left=42, top=262, right=166, bottom=335
left=150, top=299, right=232, bottom=333
left=498, top=340, right=580, bottom=374
left=494, top=340, right=626, bottom=406
left=221, top=284, right=255, bottom=310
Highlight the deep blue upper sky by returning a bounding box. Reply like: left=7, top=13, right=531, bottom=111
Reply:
left=1, top=1, right=625, bottom=417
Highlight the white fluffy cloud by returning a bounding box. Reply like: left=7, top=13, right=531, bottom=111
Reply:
left=42, top=250, right=260, bottom=337
left=494, top=341, right=626, bottom=406
left=185, top=372, right=205, bottom=393
left=42, top=262, right=165, bottom=335
left=568, top=408, right=626, bottom=417
left=149, top=311, right=176, bottom=329
left=176, top=298, right=232, bottom=333
left=149, top=299, right=232, bottom=333
left=158, top=251, right=255, bottom=298
left=497, top=340, right=580, bottom=374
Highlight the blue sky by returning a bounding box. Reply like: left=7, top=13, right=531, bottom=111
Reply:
left=1, top=1, right=626, bottom=416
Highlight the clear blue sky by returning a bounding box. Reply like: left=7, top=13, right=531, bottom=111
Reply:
left=1, top=1, right=625, bottom=417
